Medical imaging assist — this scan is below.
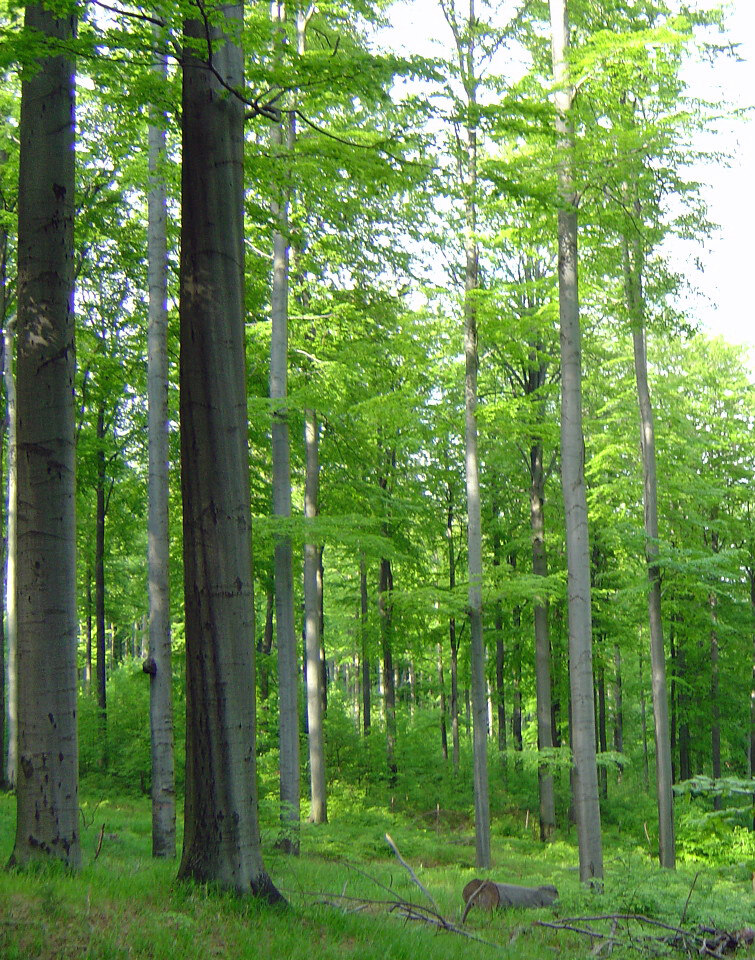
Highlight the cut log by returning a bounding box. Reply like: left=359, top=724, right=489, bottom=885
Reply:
left=462, top=878, right=558, bottom=916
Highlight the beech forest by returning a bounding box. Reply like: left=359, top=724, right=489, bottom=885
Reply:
left=1, top=1, right=754, bottom=958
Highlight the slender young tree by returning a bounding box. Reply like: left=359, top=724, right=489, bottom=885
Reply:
left=360, top=553, right=371, bottom=735
left=3, top=264, right=16, bottom=791
left=441, top=0, right=490, bottom=870
left=95, top=397, right=107, bottom=754
left=623, top=202, right=675, bottom=868
left=269, top=0, right=300, bottom=854
left=177, top=1, right=280, bottom=898
left=145, top=42, right=176, bottom=859
left=304, top=410, right=326, bottom=823
left=548, top=0, right=603, bottom=885
left=10, top=0, right=80, bottom=869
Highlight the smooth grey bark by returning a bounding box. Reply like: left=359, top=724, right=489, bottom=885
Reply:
left=10, top=1, right=80, bottom=869
left=269, top=7, right=299, bottom=848
left=2, top=284, right=15, bottom=790
left=440, top=0, right=490, bottom=869
left=304, top=410, right=326, bottom=823
left=549, top=0, right=603, bottom=885
left=624, top=223, right=675, bottom=867
left=177, top=5, right=280, bottom=899
left=146, top=43, right=176, bottom=859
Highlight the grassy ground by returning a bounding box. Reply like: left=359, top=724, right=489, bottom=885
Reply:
left=2, top=780, right=754, bottom=960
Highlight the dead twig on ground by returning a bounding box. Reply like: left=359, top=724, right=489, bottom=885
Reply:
left=385, top=833, right=441, bottom=915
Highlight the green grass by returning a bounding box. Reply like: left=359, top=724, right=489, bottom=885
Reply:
left=2, top=779, right=754, bottom=960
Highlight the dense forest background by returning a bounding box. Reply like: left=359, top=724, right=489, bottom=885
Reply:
left=1, top=0, right=755, bottom=906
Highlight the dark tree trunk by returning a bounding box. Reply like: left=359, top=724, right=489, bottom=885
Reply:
left=438, top=642, right=448, bottom=761
left=257, top=588, right=274, bottom=701
left=360, top=554, right=370, bottom=736
left=10, top=0, right=80, bottom=869
left=597, top=657, right=607, bottom=800
left=613, top=644, right=623, bottom=778
left=379, top=557, right=397, bottom=785
left=96, top=401, right=107, bottom=756
left=177, top=4, right=280, bottom=898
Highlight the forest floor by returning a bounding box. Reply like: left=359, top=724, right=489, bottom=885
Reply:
left=1, top=779, right=754, bottom=960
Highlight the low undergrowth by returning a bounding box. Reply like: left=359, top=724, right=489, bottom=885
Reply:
left=1, top=781, right=753, bottom=960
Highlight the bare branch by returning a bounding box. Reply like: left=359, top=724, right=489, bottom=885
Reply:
left=384, top=833, right=440, bottom=915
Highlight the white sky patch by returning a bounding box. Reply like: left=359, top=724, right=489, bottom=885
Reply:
left=384, top=0, right=755, bottom=360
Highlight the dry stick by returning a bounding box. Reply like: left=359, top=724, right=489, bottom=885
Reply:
left=94, top=823, right=105, bottom=861
left=538, top=914, right=718, bottom=958
left=679, top=871, right=699, bottom=928
left=305, top=889, right=502, bottom=950
left=384, top=833, right=441, bottom=915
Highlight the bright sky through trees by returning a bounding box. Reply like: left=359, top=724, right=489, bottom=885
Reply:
left=387, top=0, right=755, bottom=357
left=687, top=0, right=755, bottom=353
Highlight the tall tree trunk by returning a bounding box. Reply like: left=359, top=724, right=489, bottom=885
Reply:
left=360, top=554, right=371, bottom=736
left=710, top=590, right=721, bottom=811
left=438, top=642, right=448, bottom=760
left=669, top=630, right=677, bottom=783
left=177, top=4, right=280, bottom=899
left=462, top=17, right=490, bottom=874
left=84, top=567, right=92, bottom=693
left=512, top=636, right=523, bottom=758
left=531, top=440, right=556, bottom=839
left=304, top=411, right=326, bottom=823
left=379, top=556, right=397, bottom=784
left=257, top=588, right=274, bottom=701
left=677, top=634, right=691, bottom=781
left=613, top=644, right=623, bottom=778
left=447, top=484, right=460, bottom=772
left=596, top=656, right=607, bottom=800
left=96, top=399, right=107, bottom=763
left=511, top=574, right=523, bottom=764
left=146, top=42, right=175, bottom=858
left=624, top=212, right=675, bottom=868
left=10, top=1, right=80, bottom=868
left=3, top=296, right=15, bottom=789
left=491, top=508, right=506, bottom=756
left=639, top=643, right=650, bottom=790
left=269, top=17, right=299, bottom=850
left=549, top=0, right=603, bottom=885
left=441, top=0, right=489, bottom=869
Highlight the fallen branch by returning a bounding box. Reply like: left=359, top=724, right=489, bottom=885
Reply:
left=536, top=913, right=755, bottom=958
left=384, top=833, right=440, bottom=915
